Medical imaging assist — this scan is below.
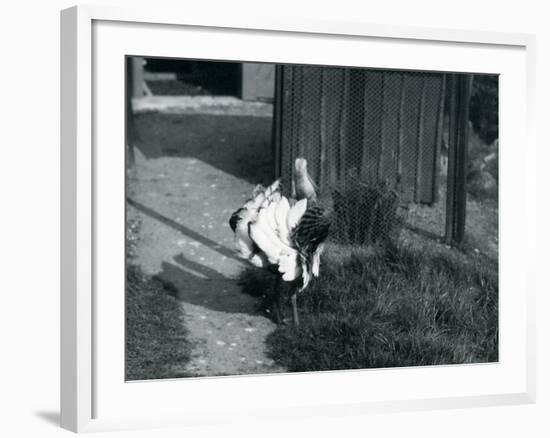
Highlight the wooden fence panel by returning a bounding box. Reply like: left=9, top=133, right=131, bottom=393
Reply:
left=361, top=70, right=384, bottom=181
left=418, top=74, right=445, bottom=203
left=321, top=68, right=346, bottom=188
left=380, top=72, right=403, bottom=187
left=275, top=66, right=445, bottom=204
left=400, top=73, right=424, bottom=202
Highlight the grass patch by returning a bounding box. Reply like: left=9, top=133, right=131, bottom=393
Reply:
left=126, top=265, right=193, bottom=380
left=239, top=242, right=498, bottom=372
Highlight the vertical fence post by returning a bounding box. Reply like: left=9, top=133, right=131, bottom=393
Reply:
left=131, top=57, right=145, bottom=98
left=272, top=65, right=284, bottom=181
left=445, top=74, right=473, bottom=245
left=126, top=57, right=136, bottom=169
left=414, top=75, right=427, bottom=203
left=432, top=74, right=447, bottom=202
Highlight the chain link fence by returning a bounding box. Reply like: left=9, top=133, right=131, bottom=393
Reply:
left=277, top=65, right=449, bottom=245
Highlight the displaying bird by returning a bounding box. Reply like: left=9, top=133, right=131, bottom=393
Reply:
left=229, top=158, right=330, bottom=326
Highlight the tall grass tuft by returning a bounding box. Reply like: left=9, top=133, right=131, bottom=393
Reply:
left=331, top=177, right=401, bottom=246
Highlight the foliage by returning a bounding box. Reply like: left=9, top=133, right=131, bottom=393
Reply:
left=469, top=75, right=499, bottom=145
left=466, top=125, right=499, bottom=201
left=126, top=217, right=141, bottom=260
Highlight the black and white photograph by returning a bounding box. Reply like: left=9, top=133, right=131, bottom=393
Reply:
left=125, top=58, right=499, bottom=381
left=3, top=0, right=547, bottom=434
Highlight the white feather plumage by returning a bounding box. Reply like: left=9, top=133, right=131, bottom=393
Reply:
left=287, top=198, right=307, bottom=231
left=231, top=179, right=306, bottom=281
left=311, top=243, right=324, bottom=277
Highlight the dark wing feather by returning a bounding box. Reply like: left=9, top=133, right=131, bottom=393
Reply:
left=292, top=205, right=330, bottom=249
left=228, top=208, right=244, bottom=232
left=291, top=204, right=330, bottom=288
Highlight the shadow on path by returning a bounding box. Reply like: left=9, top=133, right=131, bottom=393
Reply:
left=132, top=113, right=274, bottom=185
left=155, top=254, right=259, bottom=316
left=127, top=197, right=243, bottom=263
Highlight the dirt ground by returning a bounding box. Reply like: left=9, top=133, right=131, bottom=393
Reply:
left=128, top=106, right=285, bottom=377
left=406, top=184, right=498, bottom=260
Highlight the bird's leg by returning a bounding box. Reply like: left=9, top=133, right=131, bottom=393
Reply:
left=291, top=289, right=299, bottom=327
left=273, top=275, right=283, bottom=324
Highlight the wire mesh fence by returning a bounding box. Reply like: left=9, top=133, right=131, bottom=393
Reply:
left=277, top=64, right=449, bottom=245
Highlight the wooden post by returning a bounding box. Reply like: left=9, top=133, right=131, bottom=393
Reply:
left=415, top=75, right=427, bottom=203
left=445, top=74, right=473, bottom=245
left=319, top=69, right=327, bottom=189
left=432, top=74, right=447, bottom=202
left=396, top=73, right=406, bottom=192
left=377, top=73, right=386, bottom=181
left=125, top=57, right=136, bottom=168
left=131, top=57, right=145, bottom=98
left=272, top=65, right=284, bottom=181
left=338, top=69, right=350, bottom=181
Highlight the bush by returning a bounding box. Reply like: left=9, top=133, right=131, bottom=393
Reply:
left=331, top=177, right=401, bottom=246
left=470, top=75, right=499, bottom=145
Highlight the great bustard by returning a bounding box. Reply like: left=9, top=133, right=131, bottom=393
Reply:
left=229, top=158, right=330, bottom=325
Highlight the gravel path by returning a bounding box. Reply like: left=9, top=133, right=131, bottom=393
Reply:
left=128, top=112, right=285, bottom=377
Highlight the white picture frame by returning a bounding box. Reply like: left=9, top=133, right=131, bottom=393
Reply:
left=60, top=4, right=536, bottom=433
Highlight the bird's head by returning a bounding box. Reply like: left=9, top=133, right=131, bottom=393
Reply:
left=294, top=158, right=308, bottom=174
left=293, top=158, right=318, bottom=201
